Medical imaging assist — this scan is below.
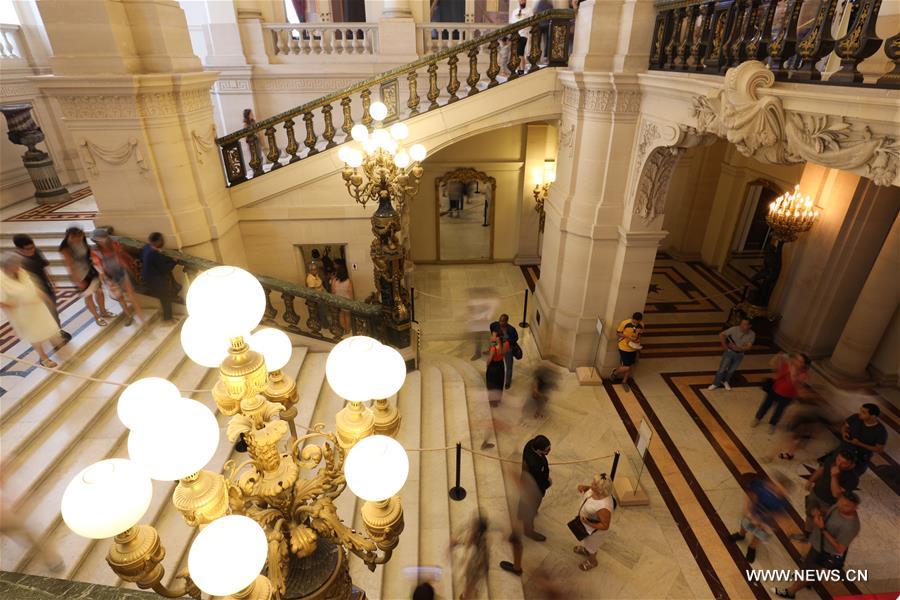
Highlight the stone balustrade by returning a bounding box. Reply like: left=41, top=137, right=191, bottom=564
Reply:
left=416, top=22, right=506, bottom=55
left=0, top=23, right=25, bottom=62
left=649, top=0, right=899, bottom=87
left=264, top=22, right=378, bottom=57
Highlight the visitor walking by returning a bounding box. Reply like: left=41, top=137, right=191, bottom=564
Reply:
left=305, top=262, right=330, bottom=328
left=330, top=265, right=354, bottom=334
left=13, top=234, right=70, bottom=342
left=485, top=329, right=508, bottom=406
left=708, top=317, right=755, bottom=390
left=794, top=448, right=858, bottom=541
left=467, top=287, right=498, bottom=361
left=0, top=253, right=64, bottom=368
left=837, top=402, right=887, bottom=476
left=728, top=474, right=791, bottom=563
left=778, top=395, right=837, bottom=461
left=91, top=228, right=144, bottom=326
left=531, top=364, right=558, bottom=418
left=490, top=313, right=519, bottom=388
left=753, top=352, right=810, bottom=432
left=610, top=311, right=644, bottom=392
left=518, top=435, right=552, bottom=541
left=242, top=108, right=268, bottom=162
left=446, top=179, right=465, bottom=218
left=59, top=226, right=114, bottom=326
left=535, top=0, right=553, bottom=61
left=451, top=516, right=489, bottom=600
left=773, top=493, right=861, bottom=599
left=140, top=232, right=177, bottom=323
left=508, top=0, right=533, bottom=75
left=572, top=473, right=615, bottom=571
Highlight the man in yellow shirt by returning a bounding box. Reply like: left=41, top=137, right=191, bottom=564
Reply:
left=610, top=312, right=644, bottom=392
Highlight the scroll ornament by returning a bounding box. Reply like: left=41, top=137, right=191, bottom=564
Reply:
left=79, top=137, right=148, bottom=176
left=191, top=124, right=217, bottom=164
left=692, top=61, right=899, bottom=186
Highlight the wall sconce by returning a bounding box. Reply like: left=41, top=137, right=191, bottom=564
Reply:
left=533, top=159, right=556, bottom=234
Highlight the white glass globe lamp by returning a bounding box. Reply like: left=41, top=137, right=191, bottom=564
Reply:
left=372, top=128, right=390, bottom=149
left=393, top=150, right=411, bottom=169
left=409, top=144, right=426, bottom=162
left=185, top=266, right=265, bottom=338
left=249, top=327, right=293, bottom=372
left=389, top=122, right=409, bottom=141
left=348, top=149, right=365, bottom=168
left=350, top=123, right=369, bottom=143
left=362, top=138, right=379, bottom=156
left=338, top=145, right=353, bottom=163
left=384, top=139, right=398, bottom=156
left=117, top=377, right=181, bottom=431
left=180, top=315, right=234, bottom=368
left=128, top=398, right=219, bottom=481
left=369, top=101, right=389, bottom=122
left=188, top=515, right=268, bottom=597
left=325, top=336, right=384, bottom=402
left=61, top=459, right=153, bottom=539
left=344, top=435, right=409, bottom=501
left=370, top=344, right=407, bottom=399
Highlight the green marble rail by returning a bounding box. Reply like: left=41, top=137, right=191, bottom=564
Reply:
left=0, top=572, right=158, bottom=600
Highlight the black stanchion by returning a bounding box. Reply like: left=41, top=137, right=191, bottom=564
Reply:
left=449, top=442, right=467, bottom=501
left=519, top=289, right=529, bottom=328
left=411, top=287, right=417, bottom=324
left=610, top=451, right=621, bottom=481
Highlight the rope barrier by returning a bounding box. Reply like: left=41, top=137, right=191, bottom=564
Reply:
left=412, top=288, right=525, bottom=301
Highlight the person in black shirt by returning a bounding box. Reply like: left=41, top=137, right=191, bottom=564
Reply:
left=140, top=232, right=177, bottom=322
left=12, top=234, right=70, bottom=342
left=794, top=448, right=858, bottom=541
left=517, top=435, right=551, bottom=542
left=839, top=402, right=888, bottom=476
left=490, top=314, right=519, bottom=389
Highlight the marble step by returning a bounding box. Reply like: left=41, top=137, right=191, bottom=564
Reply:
left=416, top=366, right=455, bottom=600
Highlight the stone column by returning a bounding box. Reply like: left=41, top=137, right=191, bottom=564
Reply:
left=383, top=0, right=413, bottom=18
left=377, top=0, right=419, bottom=64
left=33, top=0, right=247, bottom=265
left=818, top=215, right=900, bottom=384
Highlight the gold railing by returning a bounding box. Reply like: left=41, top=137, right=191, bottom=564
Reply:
left=216, top=8, right=575, bottom=186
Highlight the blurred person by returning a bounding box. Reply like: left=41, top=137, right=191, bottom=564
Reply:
left=451, top=516, right=489, bottom=600
left=330, top=265, right=354, bottom=333
left=140, top=232, right=177, bottom=323
left=531, top=364, right=558, bottom=418
left=753, top=352, right=810, bottom=432
left=498, top=36, right=512, bottom=76
left=518, top=435, right=552, bottom=541
left=0, top=482, right=64, bottom=573
left=837, top=402, right=887, bottom=476
left=610, top=311, right=644, bottom=392
left=490, top=313, right=519, bottom=388
left=530, top=566, right=564, bottom=599
left=412, top=581, right=435, bottom=600
left=467, top=287, right=498, bottom=361
left=59, top=226, right=114, bottom=326
left=728, top=473, right=791, bottom=563
left=508, top=0, right=533, bottom=75
left=486, top=329, right=508, bottom=407
left=0, top=253, right=63, bottom=368
left=535, top=0, right=553, bottom=61
left=447, top=179, right=465, bottom=217
left=91, top=228, right=144, bottom=326
left=305, top=262, right=330, bottom=328
left=573, top=473, right=615, bottom=571
left=773, top=492, right=861, bottom=599
left=13, top=234, right=70, bottom=342
left=242, top=108, right=268, bottom=162
left=778, top=395, right=838, bottom=460
left=708, top=317, right=755, bottom=391
left=321, top=247, right=336, bottom=291
left=792, top=448, right=858, bottom=542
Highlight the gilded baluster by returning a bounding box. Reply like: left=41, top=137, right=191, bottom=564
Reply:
left=427, top=62, right=440, bottom=110
left=322, top=104, right=337, bottom=148
left=507, top=33, right=521, bottom=78
left=283, top=118, right=301, bottom=163
left=302, top=111, right=318, bottom=156
left=340, top=97, right=354, bottom=137
left=767, top=0, right=804, bottom=78
left=407, top=71, right=421, bottom=116
left=304, top=298, right=323, bottom=335
left=650, top=11, right=674, bottom=69
left=528, top=23, right=542, bottom=71
left=281, top=292, right=300, bottom=328
left=264, top=126, right=281, bottom=169
left=734, top=0, right=761, bottom=66
left=665, top=8, right=685, bottom=69
left=876, top=33, right=900, bottom=88
left=704, top=3, right=736, bottom=73
left=788, top=0, right=838, bottom=80
left=361, top=89, right=373, bottom=126
left=719, top=0, right=747, bottom=70
left=466, top=46, right=480, bottom=96
left=487, top=39, right=501, bottom=87
left=830, top=0, right=884, bottom=84
left=744, top=0, right=778, bottom=61
left=246, top=132, right=263, bottom=177
left=328, top=306, right=344, bottom=340
left=689, top=2, right=714, bottom=71
left=678, top=5, right=699, bottom=69
left=446, top=53, right=460, bottom=103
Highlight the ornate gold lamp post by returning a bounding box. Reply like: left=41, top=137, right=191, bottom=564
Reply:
left=338, top=102, right=427, bottom=348
left=532, top=159, right=556, bottom=234
left=735, top=185, right=820, bottom=320
left=62, top=265, right=410, bottom=600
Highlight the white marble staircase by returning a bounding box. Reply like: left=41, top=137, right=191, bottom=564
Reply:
left=0, top=317, right=524, bottom=599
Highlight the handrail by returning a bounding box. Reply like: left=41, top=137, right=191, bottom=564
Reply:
left=114, top=236, right=385, bottom=345
left=216, top=8, right=574, bottom=146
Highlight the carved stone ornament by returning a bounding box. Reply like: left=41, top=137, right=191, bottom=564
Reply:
left=692, top=61, right=900, bottom=186
left=633, top=145, right=684, bottom=221
left=559, top=121, right=575, bottom=158
left=562, top=85, right=639, bottom=114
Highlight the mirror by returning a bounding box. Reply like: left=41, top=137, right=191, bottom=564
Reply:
left=435, top=168, right=496, bottom=262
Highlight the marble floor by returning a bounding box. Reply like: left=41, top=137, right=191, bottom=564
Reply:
left=438, top=197, right=493, bottom=261
left=410, top=258, right=900, bottom=599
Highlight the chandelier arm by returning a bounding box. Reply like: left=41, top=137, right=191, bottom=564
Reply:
left=150, top=574, right=201, bottom=599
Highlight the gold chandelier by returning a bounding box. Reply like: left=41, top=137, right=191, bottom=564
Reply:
left=766, top=185, right=820, bottom=242
left=61, top=266, right=409, bottom=600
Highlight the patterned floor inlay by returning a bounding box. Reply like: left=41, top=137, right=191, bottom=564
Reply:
left=3, top=187, right=97, bottom=222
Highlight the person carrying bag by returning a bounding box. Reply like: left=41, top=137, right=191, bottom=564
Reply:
left=569, top=474, right=615, bottom=571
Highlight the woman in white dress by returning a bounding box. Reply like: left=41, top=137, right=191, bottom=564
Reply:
left=573, top=473, right=615, bottom=571
left=0, top=253, right=62, bottom=367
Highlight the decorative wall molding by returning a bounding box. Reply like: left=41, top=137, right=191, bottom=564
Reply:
left=252, top=78, right=360, bottom=92
left=58, top=89, right=212, bottom=120
left=214, top=79, right=252, bottom=93
left=558, top=121, right=575, bottom=158
left=191, top=124, right=217, bottom=164
left=78, top=137, right=148, bottom=176
left=59, top=95, right=138, bottom=120
left=633, top=145, right=684, bottom=222
left=0, top=82, right=35, bottom=99
left=692, top=60, right=899, bottom=186
left=562, top=85, right=641, bottom=114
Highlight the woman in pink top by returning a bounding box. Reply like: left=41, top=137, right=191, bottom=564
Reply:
left=330, top=265, right=354, bottom=334
left=753, top=352, right=810, bottom=432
